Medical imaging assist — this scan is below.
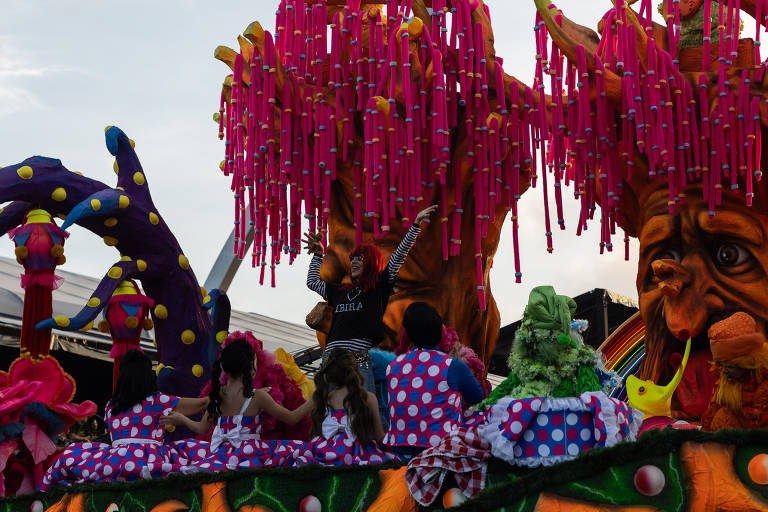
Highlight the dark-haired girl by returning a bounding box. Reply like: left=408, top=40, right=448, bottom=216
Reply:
left=161, top=339, right=311, bottom=471
left=297, top=349, right=394, bottom=466
left=304, top=205, right=437, bottom=394
left=40, top=350, right=208, bottom=490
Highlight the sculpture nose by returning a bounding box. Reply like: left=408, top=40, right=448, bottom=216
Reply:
left=651, top=259, right=691, bottom=299
left=652, top=255, right=723, bottom=342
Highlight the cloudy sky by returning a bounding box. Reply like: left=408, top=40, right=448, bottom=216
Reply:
left=1, top=0, right=645, bottom=328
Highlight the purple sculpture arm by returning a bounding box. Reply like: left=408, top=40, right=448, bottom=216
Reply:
left=0, top=201, right=34, bottom=237
left=0, top=127, right=213, bottom=396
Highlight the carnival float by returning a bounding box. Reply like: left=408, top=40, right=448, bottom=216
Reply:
left=2, top=0, right=768, bottom=510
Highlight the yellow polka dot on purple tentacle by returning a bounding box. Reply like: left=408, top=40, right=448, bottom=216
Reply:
left=51, top=188, right=66, bottom=201
left=16, top=166, right=33, bottom=180
left=181, top=330, right=195, bottom=344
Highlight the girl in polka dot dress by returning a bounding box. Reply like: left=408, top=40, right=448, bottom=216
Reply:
left=296, top=349, right=395, bottom=466
left=39, top=350, right=209, bottom=491
left=161, top=339, right=312, bottom=472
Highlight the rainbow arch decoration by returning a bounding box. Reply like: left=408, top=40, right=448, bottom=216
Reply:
left=598, top=312, right=647, bottom=402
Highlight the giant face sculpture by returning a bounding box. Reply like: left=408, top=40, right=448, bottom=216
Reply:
left=634, top=183, right=768, bottom=419
left=532, top=0, right=768, bottom=423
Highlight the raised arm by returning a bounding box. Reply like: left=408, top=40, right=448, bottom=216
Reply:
left=304, top=232, right=327, bottom=299
left=385, top=205, right=437, bottom=284
left=250, top=388, right=314, bottom=426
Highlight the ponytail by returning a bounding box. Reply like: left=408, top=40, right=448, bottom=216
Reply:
left=208, top=338, right=255, bottom=421
left=208, top=359, right=223, bottom=420
left=344, top=368, right=375, bottom=444
left=310, top=369, right=330, bottom=438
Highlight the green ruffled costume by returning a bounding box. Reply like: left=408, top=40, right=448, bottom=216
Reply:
left=479, top=286, right=604, bottom=409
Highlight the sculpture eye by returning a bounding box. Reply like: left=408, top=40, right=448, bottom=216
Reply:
left=638, top=386, right=646, bottom=395
left=653, top=249, right=681, bottom=262
left=714, top=243, right=751, bottom=267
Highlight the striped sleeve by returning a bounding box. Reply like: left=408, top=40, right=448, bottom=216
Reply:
left=386, top=224, right=421, bottom=284
left=306, top=253, right=328, bottom=299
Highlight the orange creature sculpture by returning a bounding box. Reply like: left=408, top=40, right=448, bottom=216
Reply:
left=701, top=312, right=768, bottom=431
left=532, top=0, right=768, bottom=422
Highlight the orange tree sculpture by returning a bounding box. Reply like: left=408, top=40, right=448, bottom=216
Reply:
left=213, top=0, right=563, bottom=362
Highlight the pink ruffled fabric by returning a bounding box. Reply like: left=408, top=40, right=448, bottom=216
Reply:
left=20, top=272, right=63, bottom=290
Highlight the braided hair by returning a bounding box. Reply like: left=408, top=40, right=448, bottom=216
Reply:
left=311, top=349, right=376, bottom=444
left=208, top=338, right=255, bottom=420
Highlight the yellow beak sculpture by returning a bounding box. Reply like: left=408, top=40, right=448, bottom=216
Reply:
left=626, top=338, right=691, bottom=418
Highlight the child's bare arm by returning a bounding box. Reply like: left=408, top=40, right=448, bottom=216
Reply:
left=160, top=411, right=211, bottom=434
left=366, top=392, right=385, bottom=442
left=249, top=389, right=313, bottom=426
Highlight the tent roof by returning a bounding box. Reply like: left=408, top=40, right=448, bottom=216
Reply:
left=0, top=256, right=319, bottom=361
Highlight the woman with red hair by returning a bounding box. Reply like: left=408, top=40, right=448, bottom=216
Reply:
left=304, top=205, right=437, bottom=393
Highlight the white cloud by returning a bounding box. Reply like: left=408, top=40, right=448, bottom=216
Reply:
left=0, top=36, right=86, bottom=118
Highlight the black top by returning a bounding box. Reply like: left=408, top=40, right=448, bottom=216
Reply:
left=324, top=273, right=393, bottom=345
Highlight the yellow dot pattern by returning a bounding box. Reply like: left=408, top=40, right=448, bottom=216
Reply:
left=54, top=315, right=70, bottom=327
left=120, top=255, right=132, bottom=262
left=178, top=254, right=190, bottom=270
left=192, top=365, right=204, bottom=378
left=16, top=166, right=33, bottom=180
left=149, top=212, right=159, bottom=225
left=104, top=217, right=118, bottom=227
left=108, top=266, right=123, bottom=279
left=154, top=304, right=168, bottom=319
left=136, top=259, right=147, bottom=271
left=118, top=195, right=130, bottom=208
left=133, top=172, right=145, bottom=186
left=216, top=330, right=228, bottom=344
left=51, top=188, right=67, bottom=201
left=91, top=199, right=101, bottom=211
left=103, top=236, right=118, bottom=246
left=87, top=297, right=101, bottom=308
left=181, top=330, right=195, bottom=345
left=113, top=161, right=119, bottom=175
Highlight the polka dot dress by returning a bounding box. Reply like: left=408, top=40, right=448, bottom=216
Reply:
left=384, top=349, right=462, bottom=449
left=297, top=409, right=396, bottom=466
left=40, top=393, right=185, bottom=491
left=183, top=410, right=305, bottom=472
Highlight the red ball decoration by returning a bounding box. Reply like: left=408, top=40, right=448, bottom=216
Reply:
left=633, top=465, right=666, bottom=497
left=299, top=495, right=321, bottom=512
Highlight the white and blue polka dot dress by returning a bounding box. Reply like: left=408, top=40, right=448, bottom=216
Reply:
left=40, top=392, right=187, bottom=491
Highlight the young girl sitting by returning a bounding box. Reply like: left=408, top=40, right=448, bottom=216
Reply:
left=298, top=348, right=395, bottom=466
left=39, top=350, right=209, bottom=490
left=161, top=338, right=311, bottom=472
